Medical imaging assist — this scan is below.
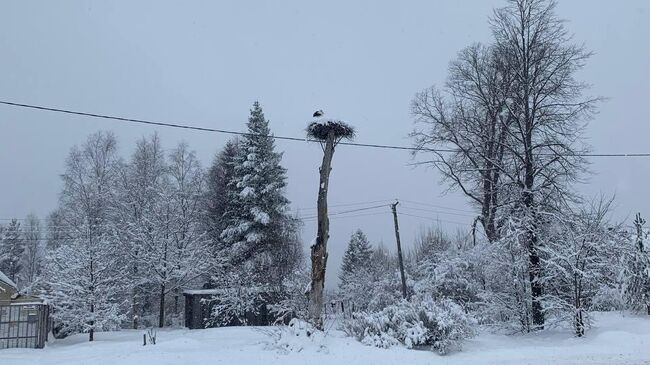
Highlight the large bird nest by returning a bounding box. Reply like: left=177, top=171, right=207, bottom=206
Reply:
left=306, top=120, right=356, bottom=142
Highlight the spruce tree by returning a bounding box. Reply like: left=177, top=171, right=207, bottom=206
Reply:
left=339, top=229, right=373, bottom=290
left=220, top=102, right=291, bottom=286
left=205, top=138, right=240, bottom=247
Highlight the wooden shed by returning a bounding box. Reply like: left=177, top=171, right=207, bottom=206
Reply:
left=0, top=271, right=50, bottom=349
left=183, top=288, right=279, bottom=329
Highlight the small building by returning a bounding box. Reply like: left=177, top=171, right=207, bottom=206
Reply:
left=0, top=270, right=50, bottom=349
left=183, top=288, right=279, bottom=329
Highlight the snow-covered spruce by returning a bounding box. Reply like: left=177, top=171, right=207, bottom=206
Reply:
left=212, top=101, right=302, bottom=324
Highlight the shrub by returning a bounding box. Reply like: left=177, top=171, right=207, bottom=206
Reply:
left=343, top=297, right=475, bottom=354
left=270, top=319, right=326, bottom=354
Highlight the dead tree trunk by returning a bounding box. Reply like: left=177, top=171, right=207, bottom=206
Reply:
left=309, top=130, right=335, bottom=330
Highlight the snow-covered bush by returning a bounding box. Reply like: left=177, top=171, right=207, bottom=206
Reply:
left=268, top=268, right=310, bottom=323
left=343, top=297, right=475, bottom=354
left=270, top=318, right=326, bottom=353
left=591, top=286, right=625, bottom=312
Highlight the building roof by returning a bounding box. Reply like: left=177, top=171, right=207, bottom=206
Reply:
left=183, top=289, right=226, bottom=296
left=0, top=269, right=17, bottom=290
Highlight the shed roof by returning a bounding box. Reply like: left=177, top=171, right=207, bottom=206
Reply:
left=183, top=289, right=226, bottom=296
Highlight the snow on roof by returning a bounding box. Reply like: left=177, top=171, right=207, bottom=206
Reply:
left=10, top=301, right=46, bottom=306
left=183, top=289, right=226, bottom=295
left=0, top=270, right=17, bottom=290
left=183, top=287, right=272, bottom=296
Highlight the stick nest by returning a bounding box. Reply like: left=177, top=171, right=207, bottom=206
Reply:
left=306, top=120, right=356, bottom=141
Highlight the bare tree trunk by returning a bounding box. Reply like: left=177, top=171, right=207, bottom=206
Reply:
left=159, top=283, right=166, bottom=328
left=89, top=294, right=95, bottom=341
left=525, top=192, right=544, bottom=329
left=309, top=131, right=335, bottom=330
left=89, top=228, right=95, bottom=342
left=574, top=273, right=584, bottom=337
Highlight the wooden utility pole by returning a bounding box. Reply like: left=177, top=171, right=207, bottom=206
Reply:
left=391, top=200, right=408, bottom=299
left=309, top=130, right=335, bottom=329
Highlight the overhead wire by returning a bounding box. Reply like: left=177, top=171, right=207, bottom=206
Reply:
left=2, top=100, right=650, bottom=157
left=398, top=212, right=469, bottom=226
left=398, top=205, right=476, bottom=218
left=298, top=204, right=390, bottom=220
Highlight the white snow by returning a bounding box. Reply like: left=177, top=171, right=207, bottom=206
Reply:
left=239, top=186, right=255, bottom=198
left=2, top=312, right=650, bottom=365
left=181, top=289, right=225, bottom=295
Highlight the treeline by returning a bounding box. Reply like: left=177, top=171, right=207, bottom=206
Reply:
left=0, top=102, right=303, bottom=341
left=335, top=0, right=650, bottom=352
left=408, top=0, right=639, bottom=336
left=0, top=214, right=44, bottom=289
left=338, top=217, right=650, bottom=353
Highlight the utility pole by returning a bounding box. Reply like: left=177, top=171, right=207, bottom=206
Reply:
left=391, top=200, right=408, bottom=299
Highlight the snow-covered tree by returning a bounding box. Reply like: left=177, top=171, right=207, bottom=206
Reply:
left=411, top=230, right=479, bottom=310
left=0, top=219, right=24, bottom=285
left=163, top=142, right=213, bottom=325
left=411, top=0, right=599, bottom=329
left=339, top=229, right=373, bottom=284
left=624, top=213, right=650, bottom=315
left=45, top=209, right=68, bottom=251
left=21, top=213, right=45, bottom=289
left=541, top=198, right=623, bottom=336
left=220, top=102, right=293, bottom=288
left=338, top=230, right=406, bottom=312
left=112, top=134, right=168, bottom=328
left=43, top=131, right=125, bottom=341
left=338, top=229, right=374, bottom=309
left=114, top=136, right=214, bottom=327
left=204, top=138, right=240, bottom=247
left=45, top=226, right=126, bottom=339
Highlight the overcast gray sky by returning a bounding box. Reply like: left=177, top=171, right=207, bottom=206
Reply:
left=1, top=0, right=649, bottom=286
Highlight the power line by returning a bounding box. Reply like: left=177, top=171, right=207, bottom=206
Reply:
left=399, top=205, right=476, bottom=218
left=293, top=199, right=394, bottom=211
left=298, top=204, right=389, bottom=220
left=2, top=100, right=649, bottom=157
left=0, top=201, right=440, bottom=228
left=399, top=199, right=476, bottom=214
left=398, top=212, right=469, bottom=227
left=302, top=211, right=392, bottom=222
left=0, top=100, right=453, bottom=154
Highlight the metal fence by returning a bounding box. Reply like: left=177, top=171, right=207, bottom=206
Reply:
left=0, top=304, right=49, bottom=349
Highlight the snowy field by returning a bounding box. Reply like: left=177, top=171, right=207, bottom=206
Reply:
left=2, top=312, right=649, bottom=365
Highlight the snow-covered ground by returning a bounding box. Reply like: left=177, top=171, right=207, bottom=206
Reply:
left=2, top=312, right=649, bottom=365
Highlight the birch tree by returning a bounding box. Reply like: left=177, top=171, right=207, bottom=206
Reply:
left=44, top=131, right=125, bottom=341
